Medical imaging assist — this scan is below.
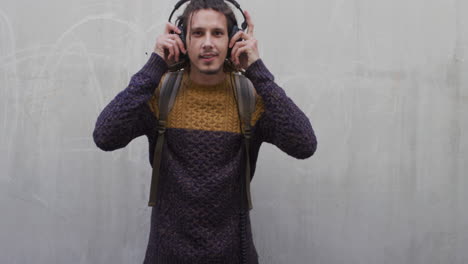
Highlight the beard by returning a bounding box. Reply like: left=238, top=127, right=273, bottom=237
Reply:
left=194, top=62, right=224, bottom=75
left=199, top=68, right=222, bottom=75
left=187, top=54, right=227, bottom=76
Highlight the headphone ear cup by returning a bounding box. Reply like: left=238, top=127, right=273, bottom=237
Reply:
left=178, top=25, right=188, bottom=59
left=228, top=25, right=240, bottom=58
left=229, top=25, right=240, bottom=40
left=178, top=26, right=186, bottom=46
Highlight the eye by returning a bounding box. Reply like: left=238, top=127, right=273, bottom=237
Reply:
left=192, top=31, right=202, bottom=36
left=214, top=31, right=224, bottom=36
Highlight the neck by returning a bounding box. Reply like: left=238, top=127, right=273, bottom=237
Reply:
left=188, top=67, right=226, bottom=86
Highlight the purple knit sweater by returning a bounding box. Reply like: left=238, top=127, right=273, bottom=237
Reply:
left=93, top=52, right=317, bottom=264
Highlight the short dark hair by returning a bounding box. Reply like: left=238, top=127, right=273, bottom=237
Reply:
left=169, top=0, right=239, bottom=72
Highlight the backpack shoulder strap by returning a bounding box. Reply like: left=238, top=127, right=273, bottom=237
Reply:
left=148, top=70, right=183, bottom=207
left=232, top=72, right=256, bottom=211
left=232, top=72, right=256, bottom=133
left=159, top=70, right=184, bottom=121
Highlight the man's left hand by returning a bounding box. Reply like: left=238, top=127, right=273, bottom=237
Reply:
left=229, top=10, right=260, bottom=70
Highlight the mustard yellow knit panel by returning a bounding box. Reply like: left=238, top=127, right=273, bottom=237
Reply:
left=146, top=71, right=264, bottom=134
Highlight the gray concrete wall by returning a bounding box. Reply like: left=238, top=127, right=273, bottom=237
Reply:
left=1, top=0, right=467, bottom=263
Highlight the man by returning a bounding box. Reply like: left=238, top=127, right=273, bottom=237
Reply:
left=93, top=0, right=317, bottom=263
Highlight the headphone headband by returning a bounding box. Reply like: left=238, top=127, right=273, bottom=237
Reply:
left=168, top=0, right=248, bottom=31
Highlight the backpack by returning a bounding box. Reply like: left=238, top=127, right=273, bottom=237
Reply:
left=147, top=69, right=256, bottom=211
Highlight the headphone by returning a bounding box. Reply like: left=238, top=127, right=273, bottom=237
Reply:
left=168, top=0, right=248, bottom=59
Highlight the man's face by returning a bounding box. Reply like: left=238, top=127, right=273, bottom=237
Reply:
left=186, top=9, right=229, bottom=75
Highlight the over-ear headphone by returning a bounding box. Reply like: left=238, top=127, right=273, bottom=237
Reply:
left=168, top=0, right=248, bottom=59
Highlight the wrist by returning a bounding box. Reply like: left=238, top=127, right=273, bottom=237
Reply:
left=247, top=57, right=260, bottom=69
left=137, top=52, right=169, bottom=80
left=245, top=58, right=274, bottom=85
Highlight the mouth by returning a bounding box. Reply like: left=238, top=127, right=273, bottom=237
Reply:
left=200, top=53, right=217, bottom=62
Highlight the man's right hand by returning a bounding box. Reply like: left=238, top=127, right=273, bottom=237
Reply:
left=154, top=22, right=187, bottom=65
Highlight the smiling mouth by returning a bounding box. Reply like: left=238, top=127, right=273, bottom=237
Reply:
left=200, top=53, right=217, bottom=58
left=200, top=55, right=217, bottom=62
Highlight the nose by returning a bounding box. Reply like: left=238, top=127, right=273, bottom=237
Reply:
left=202, top=34, right=213, bottom=48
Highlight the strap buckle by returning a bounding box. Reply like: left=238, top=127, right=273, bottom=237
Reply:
left=157, top=120, right=167, bottom=135
left=243, top=127, right=251, bottom=139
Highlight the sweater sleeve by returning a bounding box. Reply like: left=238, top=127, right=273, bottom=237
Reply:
left=245, top=59, right=317, bottom=159
left=92, top=52, right=168, bottom=151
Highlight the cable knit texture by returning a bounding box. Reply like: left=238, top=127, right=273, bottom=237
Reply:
left=92, top=53, right=317, bottom=264
left=146, top=70, right=265, bottom=133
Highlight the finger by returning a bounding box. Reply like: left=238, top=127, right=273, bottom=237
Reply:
left=164, top=40, right=175, bottom=61
left=229, top=31, right=250, bottom=48
left=168, top=39, right=180, bottom=61
left=168, top=40, right=177, bottom=61
left=164, top=22, right=181, bottom=34
left=234, top=46, right=249, bottom=65
left=229, top=30, right=243, bottom=48
left=171, top=34, right=186, bottom=54
left=244, top=10, right=254, bottom=35
left=231, top=42, right=249, bottom=65
left=230, top=41, right=248, bottom=63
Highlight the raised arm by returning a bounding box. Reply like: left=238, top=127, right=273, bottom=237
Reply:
left=92, top=53, right=168, bottom=151
left=93, top=22, right=186, bottom=151
left=227, top=11, right=317, bottom=159
left=245, top=59, right=317, bottom=159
